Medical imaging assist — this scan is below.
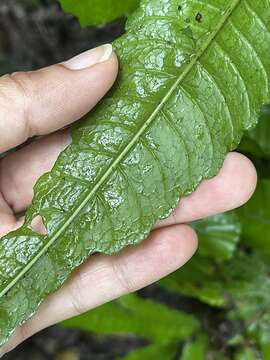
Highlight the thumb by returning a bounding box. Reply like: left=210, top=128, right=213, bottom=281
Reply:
left=0, top=44, right=118, bottom=153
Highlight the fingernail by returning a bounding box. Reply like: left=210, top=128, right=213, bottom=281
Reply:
left=63, top=44, right=113, bottom=70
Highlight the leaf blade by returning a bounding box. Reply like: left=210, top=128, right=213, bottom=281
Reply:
left=59, top=0, right=140, bottom=26
left=0, top=0, right=270, bottom=346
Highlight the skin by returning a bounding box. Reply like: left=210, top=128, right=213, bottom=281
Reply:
left=0, top=49, right=257, bottom=356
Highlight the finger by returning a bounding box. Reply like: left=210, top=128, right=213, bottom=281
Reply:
left=0, top=44, right=118, bottom=153
left=0, top=194, right=17, bottom=236
left=0, top=130, right=71, bottom=213
left=0, top=224, right=197, bottom=355
left=156, top=152, right=257, bottom=228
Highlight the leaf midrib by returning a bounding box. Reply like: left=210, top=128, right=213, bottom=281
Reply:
left=0, top=0, right=241, bottom=298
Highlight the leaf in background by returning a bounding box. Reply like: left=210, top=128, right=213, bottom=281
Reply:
left=234, top=349, right=257, bottom=360
left=237, top=136, right=266, bottom=158
left=59, top=0, right=140, bottom=26
left=193, top=212, right=241, bottom=262
left=260, top=341, right=270, bottom=360
left=160, top=256, right=227, bottom=307
left=161, top=211, right=242, bottom=306
left=0, top=0, right=270, bottom=345
left=226, top=253, right=270, bottom=315
left=119, top=343, right=178, bottom=360
left=237, top=179, right=270, bottom=252
left=221, top=252, right=270, bottom=356
left=238, top=105, right=270, bottom=158
left=180, top=335, right=208, bottom=360
left=249, top=312, right=270, bottom=355
left=162, top=250, right=270, bottom=355
left=63, top=294, right=199, bottom=343
left=247, top=105, right=270, bottom=157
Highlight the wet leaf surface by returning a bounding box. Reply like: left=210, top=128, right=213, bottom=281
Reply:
left=0, top=0, right=270, bottom=346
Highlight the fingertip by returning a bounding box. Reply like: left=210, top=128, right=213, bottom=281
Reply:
left=84, top=50, right=118, bottom=91
left=182, top=152, right=257, bottom=220
left=105, top=51, right=119, bottom=82
left=147, top=224, right=198, bottom=274
left=62, top=49, right=118, bottom=119
left=166, top=224, right=198, bottom=265
left=157, top=152, right=257, bottom=226
left=220, top=152, right=257, bottom=207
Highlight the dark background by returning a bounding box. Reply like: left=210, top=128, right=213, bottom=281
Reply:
left=0, top=0, right=124, bottom=75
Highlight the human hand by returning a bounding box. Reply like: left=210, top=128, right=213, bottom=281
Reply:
left=0, top=45, right=257, bottom=356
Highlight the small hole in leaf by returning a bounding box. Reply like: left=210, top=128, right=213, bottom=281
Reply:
left=30, top=215, right=48, bottom=236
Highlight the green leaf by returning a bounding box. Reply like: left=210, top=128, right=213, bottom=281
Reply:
left=161, top=250, right=270, bottom=356
left=224, top=252, right=270, bottom=351
left=226, top=253, right=270, bottom=313
left=260, top=341, right=270, bottom=360
left=234, top=349, right=257, bottom=360
left=238, top=179, right=270, bottom=252
left=59, top=0, right=140, bottom=26
left=161, top=212, right=242, bottom=304
left=238, top=105, right=270, bottom=158
left=237, top=135, right=266, bottom=158
left=247, top=105, right=270, bottom=157
left=0, top=0, right=269, bottom=346
left=160, top=256, right=226, bottom=307
left=248, top=312, right=270, bottom=350
left=63, top=294, right=199, bottom=343
left=193, top=212, right=241, bottom=262
left=119, top=343, right=178, bottom=360
left=180, top=335, right=208, bottom=360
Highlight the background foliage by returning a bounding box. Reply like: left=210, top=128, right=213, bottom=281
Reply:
left=2, top=0, right=270, bottom=359
left=59, top=0, right=140, bottom=26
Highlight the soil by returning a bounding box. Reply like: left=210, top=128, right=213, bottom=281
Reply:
left=5, top=326, right=147, bottom=360
left=0, top=0, right=124, bottom=75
